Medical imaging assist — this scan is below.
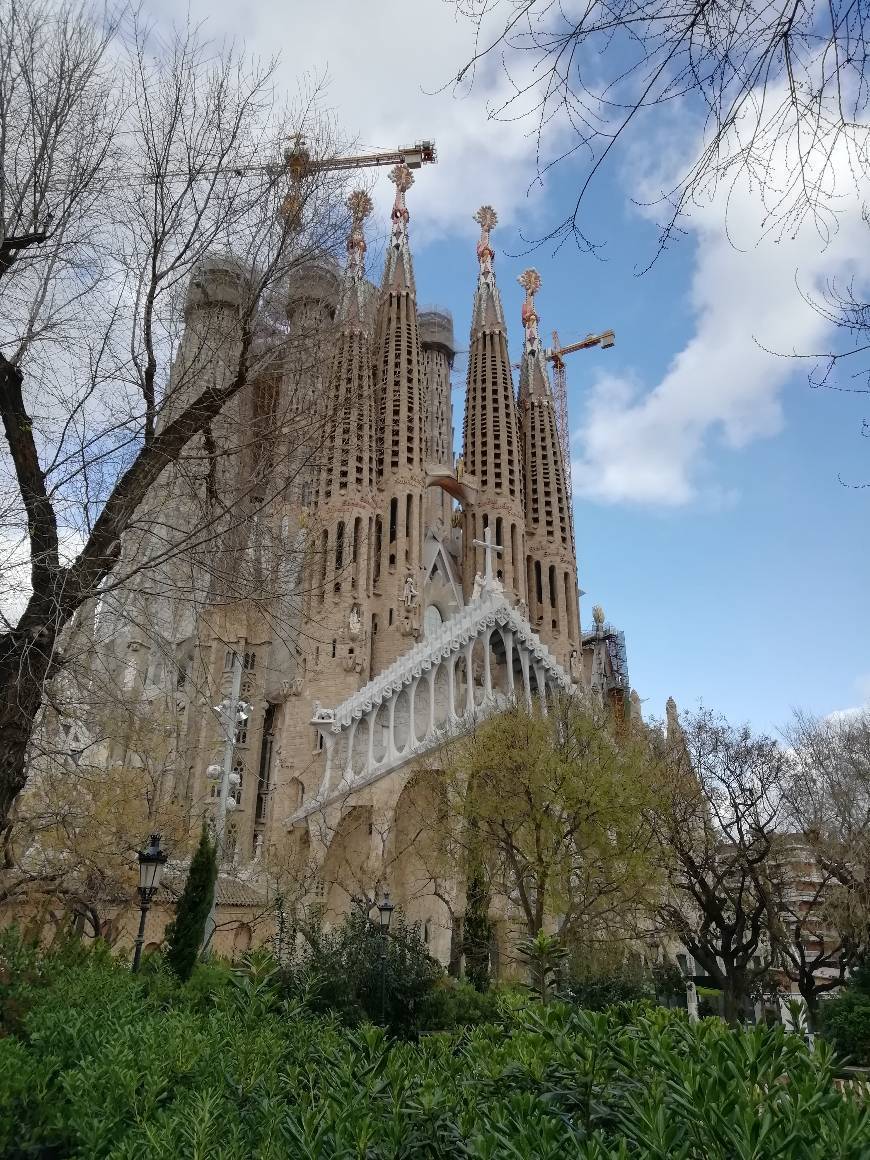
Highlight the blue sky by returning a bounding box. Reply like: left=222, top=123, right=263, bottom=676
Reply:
left=160, top=0, right=869, bottom=735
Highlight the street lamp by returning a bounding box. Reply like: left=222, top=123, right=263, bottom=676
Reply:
left=376, top=889, right=395, bottom=1024
left=132, top=833, right=168, bottom=973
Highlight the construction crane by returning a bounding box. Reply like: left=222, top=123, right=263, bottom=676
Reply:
left=278, top=136, right=436, bottom=224
left=547, top=327, right=615, bottom=521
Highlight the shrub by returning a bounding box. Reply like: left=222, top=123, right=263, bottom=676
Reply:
left=417, top=977, right=507, bottom=1031
left=282, top=908, right=443, bottom=1034
left=820, top=986, right=870, bottom=1065
left=563, top=961, right=654, bottom=1011
left=1, top=933, right=868, bottom=1159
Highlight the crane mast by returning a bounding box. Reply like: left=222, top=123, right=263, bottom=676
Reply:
left=546, top=326, right=615, bottom=524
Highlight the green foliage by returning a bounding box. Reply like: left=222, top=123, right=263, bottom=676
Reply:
left=417, top=978, right=508, bottom=1032
left=0, top=934, right=867, bottom=1159
left=164, top=824, right=217, bottom=982
left=564, top=958, right=654, bottom=1011
left=463, top=868, right=493, bottom=992
left=517, top=931, right=568, bottom=1004
left=820, top=985, right=870, bottom=1065
left=282, top=908, right=443, bottom=1034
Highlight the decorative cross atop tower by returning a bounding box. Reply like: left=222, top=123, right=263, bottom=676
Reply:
left=474, top=205, right=498, bottom=277
left=346, top=189, right=372, bottom=275
left=518, top=267, right=542, bottom=351
left=472, top=525, right=503, bottom=583
left=389, top=163, right=414, bottom=232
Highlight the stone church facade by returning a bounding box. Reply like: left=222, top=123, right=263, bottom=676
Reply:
left=79, top=166, right=632, bottom=964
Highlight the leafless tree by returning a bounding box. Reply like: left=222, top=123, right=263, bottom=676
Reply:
left=649, top=709, right=788, bottom=1024
left=783, top=708, right=870, bottom=960
left=0, top=1, right=354, bottom=840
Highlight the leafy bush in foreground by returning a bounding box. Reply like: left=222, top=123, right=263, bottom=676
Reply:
left=0, top=934, right=867, bottom=1159
left=820, top=972, right=870, bottom=1066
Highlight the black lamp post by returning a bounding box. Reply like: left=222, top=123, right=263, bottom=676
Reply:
left=376, top=889, right=395, bottom=1024
left=132, top=833, right=168, bottom=973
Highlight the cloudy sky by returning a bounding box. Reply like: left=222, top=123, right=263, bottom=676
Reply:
left=148, top=0, right=870, bottom=733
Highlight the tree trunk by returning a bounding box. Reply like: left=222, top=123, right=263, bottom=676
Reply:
left=0, top=633, right=55, bottom=840
left=721, top=983, right=744, bottom=1026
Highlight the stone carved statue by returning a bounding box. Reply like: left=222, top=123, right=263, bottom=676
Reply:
left=516, top=598, right=528, bottom=620
left=471, top=571, right=484, bottom=601
left=402, top=573, right=418, bottom=609
left=569, top=648, right=583, bottom=684
left=455, top=454, right=465, bottom=480
left=348, top=603, right=362, bottom=640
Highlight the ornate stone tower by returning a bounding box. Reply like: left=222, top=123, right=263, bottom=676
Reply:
left=419, top=307, right=456, bottom=532
left=461, top=207, right=526, bottom=604
left=370, top=164, right=426, bottom=669
left=517, top=269, right=580, bottom=667
left=272, top=192, right=381, bottom=815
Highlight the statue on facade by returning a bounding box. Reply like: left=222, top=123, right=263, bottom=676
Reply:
left=348, top=603, right=362, bottom=640
left=402, top=573, right=418, bottom=609
left=516, top=597, right=528, bottom=620
left=569, top=648, right=583, bottom=684
left=455, top=454, right=465, bottom=480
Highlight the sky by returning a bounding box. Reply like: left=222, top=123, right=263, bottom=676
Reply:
left=147, top=0, right=870, bottom=735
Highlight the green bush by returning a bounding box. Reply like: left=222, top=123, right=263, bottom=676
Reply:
left=820, top=985, right=870, bottom=1065
left=563, top=961, right=654, bottom=1010
left=417, top=977, right=507, bottom=1031
left=282, top=908, right=443, bottom=1034
left=0, top=933, right=868, bottom=1159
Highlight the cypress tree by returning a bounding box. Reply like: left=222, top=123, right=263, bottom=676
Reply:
left=165, top=825, right=217, bottom=981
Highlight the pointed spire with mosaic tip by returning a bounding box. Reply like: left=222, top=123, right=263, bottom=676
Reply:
left=374, top=162, right=425, bottom=479
left=335, top=188, right=374, bottom=329
left=469, top=204, right=506, bottom=333
left=517, top=267, right=579, bottom=664
left=517, top=266, right=552, bottom=404
left=381, top=162, right=416, bottom=296
left=461, top=205, right=526, bottom=605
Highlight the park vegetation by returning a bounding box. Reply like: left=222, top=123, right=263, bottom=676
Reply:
left=0, top=930, right=868, bottom=1159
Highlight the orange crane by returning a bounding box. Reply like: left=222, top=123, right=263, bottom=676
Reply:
left=547, top=327, right=615, bottom=522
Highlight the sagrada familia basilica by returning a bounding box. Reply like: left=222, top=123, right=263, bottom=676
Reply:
left=74, top=164, right=632, bottom=962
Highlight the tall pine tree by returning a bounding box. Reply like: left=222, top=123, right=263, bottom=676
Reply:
left=165, top=825, right=217, bottom=980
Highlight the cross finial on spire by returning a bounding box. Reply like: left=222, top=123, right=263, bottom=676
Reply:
left=518, top=267, right=542, bottom=350
left=474, top=205, right=498, bottom=276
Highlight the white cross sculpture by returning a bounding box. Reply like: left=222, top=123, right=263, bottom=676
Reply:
left=472, top=526, right=503, bottom=584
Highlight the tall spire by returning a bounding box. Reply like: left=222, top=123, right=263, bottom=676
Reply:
left=470, top=205, right=506, bottom=332
left=319, top=190, right=377, bottom=504
left=517, top=267, right=550, bottom=402
left=517, top=268, right=579, bottom=663
left=370, top=164, right=426, bottom=671
left=461, top=205, right=526, bottom=604
left=382, top=163, right=416, bottom=295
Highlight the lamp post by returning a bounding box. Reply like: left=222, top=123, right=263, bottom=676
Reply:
left=202, top=650, right=252, bottom=954
left=132, top=833, right=168, bottom=973
left=376, top=889, right=395, bottom=1024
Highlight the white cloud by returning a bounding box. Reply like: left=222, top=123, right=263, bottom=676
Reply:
left=573, top=107, right=870, bottom=506
left=159, top=0, right=558, bottom=245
